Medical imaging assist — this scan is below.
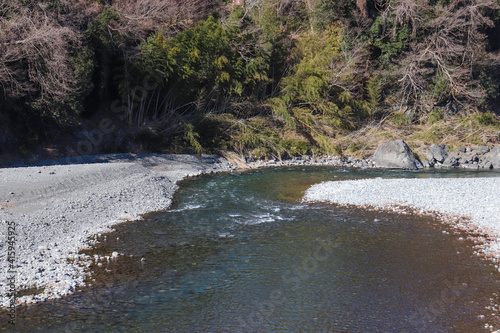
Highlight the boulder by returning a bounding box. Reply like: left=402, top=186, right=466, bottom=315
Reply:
left=429, top=144, right=448, bottom=163
left=441, top=157, right=459, bottom=167
left=484, top=146, right=500, bottom=169
left=476, top=146, right=490, bottom=154
left=463, top=153, right=478, bottom=163
left=421, top=158, right=434, bottom=168
left=373, top=140, right=423, bottom=170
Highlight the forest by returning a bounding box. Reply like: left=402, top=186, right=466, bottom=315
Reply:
left=1, top=0, right=499, bottom=161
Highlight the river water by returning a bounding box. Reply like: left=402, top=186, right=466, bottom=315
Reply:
left=10, top=167, right=500, bottom=332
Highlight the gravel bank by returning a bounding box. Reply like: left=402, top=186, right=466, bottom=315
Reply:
left=0, top=154, right=236, bottom=307
left=303, top=177, right=500, bottom=262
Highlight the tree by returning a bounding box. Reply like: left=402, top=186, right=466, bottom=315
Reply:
left=269, top=25, right=370, bottom=152
left=113, top=0, right=216, bottom=41
left=395, top=0, right=499, bottom=114
left=0, top=2, right=82, bottom=114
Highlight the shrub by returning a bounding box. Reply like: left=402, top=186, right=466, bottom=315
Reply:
left=427, top=108, right=444, bottom=124
left=389, top=112, right=411, bottom=127
left=270, top=25, right=369, bottom=135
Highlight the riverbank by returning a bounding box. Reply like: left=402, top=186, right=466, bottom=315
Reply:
left=0, top=154, right=237, bottom=307
left=303, top=177, right=500, bottom=267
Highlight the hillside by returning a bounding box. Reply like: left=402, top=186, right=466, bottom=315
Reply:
left=1, top=0, right=499, bottom=163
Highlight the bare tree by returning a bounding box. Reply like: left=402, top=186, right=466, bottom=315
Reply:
left=113, top=0, right=215, bottom=40
left=397, top=0, right=499, bottom=110
left=378, top=0, right=427, bottom=37
left=0, top=3, right=82, bottom=102
left=426, top=0, right=496, bottom=66
left=356, top=0, right=368, bottom=17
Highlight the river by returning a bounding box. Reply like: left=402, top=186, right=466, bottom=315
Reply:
left=10, top=167, right=500, bottom=332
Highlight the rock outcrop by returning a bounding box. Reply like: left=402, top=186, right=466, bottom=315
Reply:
left=373, top=140, right=423, bottom=170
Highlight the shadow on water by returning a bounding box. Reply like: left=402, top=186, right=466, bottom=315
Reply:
left=4, top=166, right=500, bottom=332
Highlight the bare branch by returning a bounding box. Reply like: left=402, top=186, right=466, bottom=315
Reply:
left=113, top=0, right=215, bottom=40
left=0, top=3, right=82, bottom=100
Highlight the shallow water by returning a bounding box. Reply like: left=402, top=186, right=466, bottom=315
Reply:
left=8, top=167, right=500, bottom=332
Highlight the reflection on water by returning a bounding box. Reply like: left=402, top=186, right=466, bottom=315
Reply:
left=6, top=167, right=500, bottom=332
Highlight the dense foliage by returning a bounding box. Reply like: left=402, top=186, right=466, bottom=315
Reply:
left=1, top=0, right=499, bottom=158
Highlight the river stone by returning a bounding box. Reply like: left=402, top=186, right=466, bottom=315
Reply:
left=441, top=157, right=459, bottom=167
left=476, top=146, right=490, bottom=154
left=429, top=144, right=448, bottom=163
left=373, top=140, right=423, bottom=170
left=421, top=159, right=434, bottom=168
left=484, top=146, right=500, bottom=169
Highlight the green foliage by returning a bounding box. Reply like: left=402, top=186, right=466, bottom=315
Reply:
left=141, top=14, right=274, bottom=107
left=469, top=113, right=500, bottom=127
left=366, top=75, right=382, bottom=113
left=432, top=72, right=451, bottom=102
left=379, top=131, right=396, bottom=140
left=347, top=141, right=364, bottom=153
left=281, top=139, right=310, bottom=155
left=70, top=46, right=95, bottom=106
left=174, top=17, right=234, bottom=92
left=412, top=125, right=445, bottom=143
left=479, top=68, right=500, bottom=100
left=283, top=29, right=341, bottom=101
left=314, top=0, right=357, bottom=28
left=86, top=7, right=120, bottom=43
left=389, top=112, right=411, bottom=127
left=370, top=18, right=411, bottom=65
left=4, top=0, right=500, bottom=159
left=268, top=97, right=297, bottom=128
left=183, top=122, right=203, bottom=155
left=271, top=26, right=369, bottom=136
left=85, top=7, right=121, bottom=100
left=141, top=33, right=177, bottom=81
left=427, top=108, right=444, bottom=124
left=188, top=113, right=318, bottom=158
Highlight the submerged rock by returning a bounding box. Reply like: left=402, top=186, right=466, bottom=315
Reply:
left=373, top=140, right=423, bottom=170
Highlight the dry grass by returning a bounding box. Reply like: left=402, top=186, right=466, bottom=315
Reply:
left=331, top=113, right=500, bottom=159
